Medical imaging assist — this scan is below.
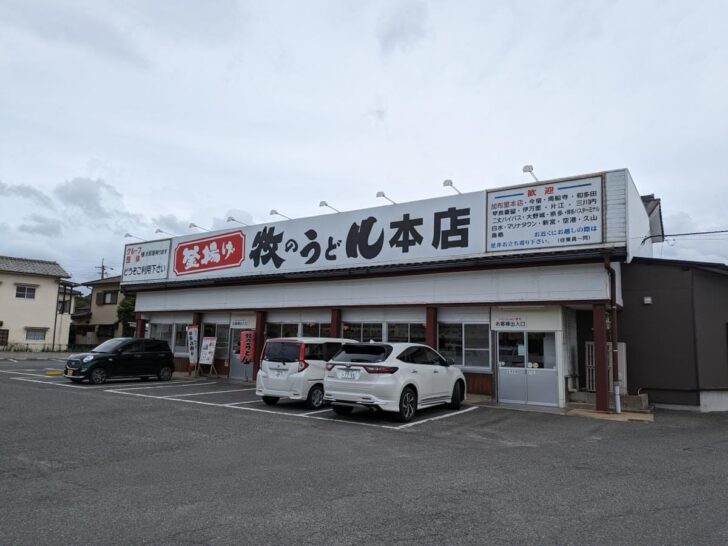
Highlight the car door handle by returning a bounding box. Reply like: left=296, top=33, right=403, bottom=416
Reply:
left=411, top=370, right=418, bottom=374
left=433, top=370, right=440, bottom=373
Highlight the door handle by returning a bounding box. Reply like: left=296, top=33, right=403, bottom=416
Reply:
left=433, top=370, right=439, bottom=374
left=411, top=370, right=418, bottom=374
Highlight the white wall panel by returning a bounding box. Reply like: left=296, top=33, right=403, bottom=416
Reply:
left=136, top=263, right=610, bottom=313
left=267, top=310, right=330, bottom=322
left=605, top=170, right=627, bottom=243
left=341, top=307, right=425, bottom=322
left=625, top=169, right=654, bottom=260
left=437, top=307, right=490, bottom=322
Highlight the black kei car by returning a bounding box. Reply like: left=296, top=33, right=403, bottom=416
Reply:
left=65, top=338, right=176, bottom=385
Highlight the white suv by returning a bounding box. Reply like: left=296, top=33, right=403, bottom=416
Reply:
left=256, top=337, right=349, bottom=409
left=324, top=342, right=466, bottom=422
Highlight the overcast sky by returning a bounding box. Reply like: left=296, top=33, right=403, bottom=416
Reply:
left=1, top=0, right=727, bottom=282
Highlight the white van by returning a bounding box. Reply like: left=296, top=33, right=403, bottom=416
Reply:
left=255, top=337, right=349, bottom=409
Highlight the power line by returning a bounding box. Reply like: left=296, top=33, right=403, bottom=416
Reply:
left=641, top=230, right=728, bottom=245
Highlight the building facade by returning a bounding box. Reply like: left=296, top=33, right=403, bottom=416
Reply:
left=122, top=169, right=664, bottom=411
left=0, top=256, right=74, bottom=351
left=72, top=276, right=128, bottom=347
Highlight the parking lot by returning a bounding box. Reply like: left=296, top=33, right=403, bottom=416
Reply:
left=3, top=358, right=728, bottom=545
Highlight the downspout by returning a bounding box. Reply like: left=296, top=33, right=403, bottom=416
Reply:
left=52, top=281, right=61, bottom=351
left=604, top=257, right=621, bottom=414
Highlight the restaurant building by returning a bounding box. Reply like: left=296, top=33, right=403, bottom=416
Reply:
left=122, top=169, right=665, bottom=411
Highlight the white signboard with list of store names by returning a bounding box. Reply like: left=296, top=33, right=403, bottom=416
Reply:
left=486, top=176, right=602, bottom=252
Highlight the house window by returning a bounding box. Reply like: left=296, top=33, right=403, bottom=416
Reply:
left=16, top=286, right=36, bottom=299
left=0, top=329, right=8, bottom=346
left=97, top=291, right=118, bottom=305
left=438, top=323, right=491, bottom=370
left=25, top=328, right=47, bottom=341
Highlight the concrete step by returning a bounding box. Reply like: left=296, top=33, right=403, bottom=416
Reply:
left=568, top=391, right=652, bottom=412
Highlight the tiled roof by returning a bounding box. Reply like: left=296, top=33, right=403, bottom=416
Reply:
left=83, top=275, right=121, bottom=286
left=0, top=255, right=70, bottom=278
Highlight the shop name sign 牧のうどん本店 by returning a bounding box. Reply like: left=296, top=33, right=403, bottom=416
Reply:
left=120, top=177, right=606, bottom=284
left=163, top=191, right=487, bottom=280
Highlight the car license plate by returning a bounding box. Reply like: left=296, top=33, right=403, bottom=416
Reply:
left=338, top=370, right=358, bottom=380
left=273, top=369, right=287, bottom=377
left=65, top=369, right=73, bottom=376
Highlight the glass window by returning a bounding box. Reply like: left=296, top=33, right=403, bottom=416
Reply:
left=265, top=323, right=282, bottom=339
left=342, top=322, right=362, bottom=341
left=174, top=324, right=187, bottom=352
left=331, top=344, right=392, bottom=363
left=387, top=323, right=409, bottom=343
left=215, top=325, right=230, bottom=358
left=302, top=322, right=320, bottom=337
left=409, top=323, right=426, bottom=344
left=527, top=332, right=556, bottom=369
left=438, top=323, right=463, bottom=366
left=263, top=341, right=300, bottom=362
left=464, top=324, right=490, bottom=368
left=320, top=323, right=331, bottom=337
left=322, top=342, right=342, bottom=361
left=202, top=324, right=216, bottom=337
left=16, top=286, right=36, bottom=299
left=25, top=328, right=46, bottom=341
left=498, top=332, right=526, bottom=368
left=0, top=329, right=8, bottom=346
left=304, top=343, right=325, bottom=360
left=361, top=323, right=383, bottom=342
left=150, top=323, right=173, bottom=344
left=280, top=323, right=299, bottom=338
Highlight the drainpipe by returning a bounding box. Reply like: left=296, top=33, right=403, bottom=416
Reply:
left=604, top=257, right=621, bottom=414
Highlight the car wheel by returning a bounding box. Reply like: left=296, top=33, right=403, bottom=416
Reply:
left=448, top=381, right=463, bottom=410
left=332, top=405, right=354, bottom=416
left=262, top=396, right=279, bottom=406
left=397, top=387, right=417, bottom=423
left=306, top=384, right=325, bottom=410
left=157, top=366, right=173, bottom=381
left=89, top=368, right=107, bottom=385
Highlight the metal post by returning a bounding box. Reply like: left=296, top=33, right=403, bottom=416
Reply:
left=593, top=304, right=609, bottom=411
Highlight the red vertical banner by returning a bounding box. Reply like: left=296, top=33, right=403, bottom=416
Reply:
left=240, top=329, right=255, bottom=362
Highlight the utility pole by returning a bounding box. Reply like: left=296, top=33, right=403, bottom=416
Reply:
left=95, top=258, right=114, bottom=280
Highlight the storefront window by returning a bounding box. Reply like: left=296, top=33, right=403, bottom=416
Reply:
left=498, top=332, right=525, bottom=368
left=174, top=324, right=187, bottom=352
left=342, top=322, right=362, bottom=341
left=150, top=323, right=173, bottom=345
left=201, top=323, right=230, bottom=359
left=387, top=323, right=426, bottom=343
left=464, top=324, right=490, bottom=368
left=438, top=323, right=463, bottom=366
left=342, top=322, right=382, bottom=342
left=281, top=323, right=298, bottom=337
left=438, top=323, right=491, bottom=369
left=527, top=332, right=556, bottom=369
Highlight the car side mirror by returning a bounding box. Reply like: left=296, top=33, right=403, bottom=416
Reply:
left=444, top=358, right=454, bottom=366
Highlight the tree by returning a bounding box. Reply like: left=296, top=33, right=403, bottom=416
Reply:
left=117, top=295, right=137, bottom=337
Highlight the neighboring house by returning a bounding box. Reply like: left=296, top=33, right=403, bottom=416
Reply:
left=72, top=276, right=127, bottom=346
left=0, top=255, right=74, bottom=351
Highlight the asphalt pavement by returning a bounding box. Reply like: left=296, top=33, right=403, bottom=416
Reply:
left=1, top=359, right=728, bottom=545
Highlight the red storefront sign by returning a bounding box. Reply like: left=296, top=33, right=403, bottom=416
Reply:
left=173, top=231, right=245, bottom=276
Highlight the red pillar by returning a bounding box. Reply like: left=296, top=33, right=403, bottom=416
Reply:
left=593, top=304, right=609, bottom=411
left=134, top=312, right=144, bottom=337
left=425, top=306, right=437, bottom=349
left=330, top=308, right=342, bottom=338
left=253, top=311, right=266, bottom=380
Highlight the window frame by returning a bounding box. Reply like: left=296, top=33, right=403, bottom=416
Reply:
left=437, top=321, right=492, bottom=372
left=16, top=286, right=36, bottom=299
left=25, top=328, right=47, bottom=342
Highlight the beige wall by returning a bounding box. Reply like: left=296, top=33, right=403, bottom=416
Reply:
left=0, top=272, right=70, bottom=350
left=89, top=284, right=123, bottom=325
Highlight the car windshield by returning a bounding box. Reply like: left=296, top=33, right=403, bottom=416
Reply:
left=331, top=344, right=392, bottom=363
left=263, top=341, right=300, bottom=363
left=92, top=339, right=129, bottom=353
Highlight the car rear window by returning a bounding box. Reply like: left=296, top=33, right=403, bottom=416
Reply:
left=330, top=344, right=392, bottom=363
left=263, top=341, right=300, bottom=362
left=304, top=342, right=343, bottom=361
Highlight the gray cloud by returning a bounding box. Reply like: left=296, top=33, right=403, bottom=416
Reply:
left=377, top=1, right=429, bottom=55
left=18, top=214, right=63, bottom=237
left=0, top=181, right=55, bottom=209
left=0, top=0, right=146, bottom=66
left=151, top=214, right=189, bottom=236
left=211, top=209, right=255, bottom=230
left=53, top=177, right=122, bottom=217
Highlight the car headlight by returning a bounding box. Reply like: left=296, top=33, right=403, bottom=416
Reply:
left=82, top=355, right=94, bottom=363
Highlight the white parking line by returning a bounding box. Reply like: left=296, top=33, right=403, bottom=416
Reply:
left=160, top=388, right=256, bottom=398
left=394, top=406, right=478, bottom=429
left=107, top=389, right=400, bottom=429
left=8, top=358, right=18, bottom=363
left=223, top=400, right=263, bottom=406
left=302, top=408, right=334, bottom=416
left=107, top=380, right=213, bottom=391
left=9, top=378, right=105, bottom=389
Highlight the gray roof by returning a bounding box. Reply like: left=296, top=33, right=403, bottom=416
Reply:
left=0, top=255, right=70, bottom=278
